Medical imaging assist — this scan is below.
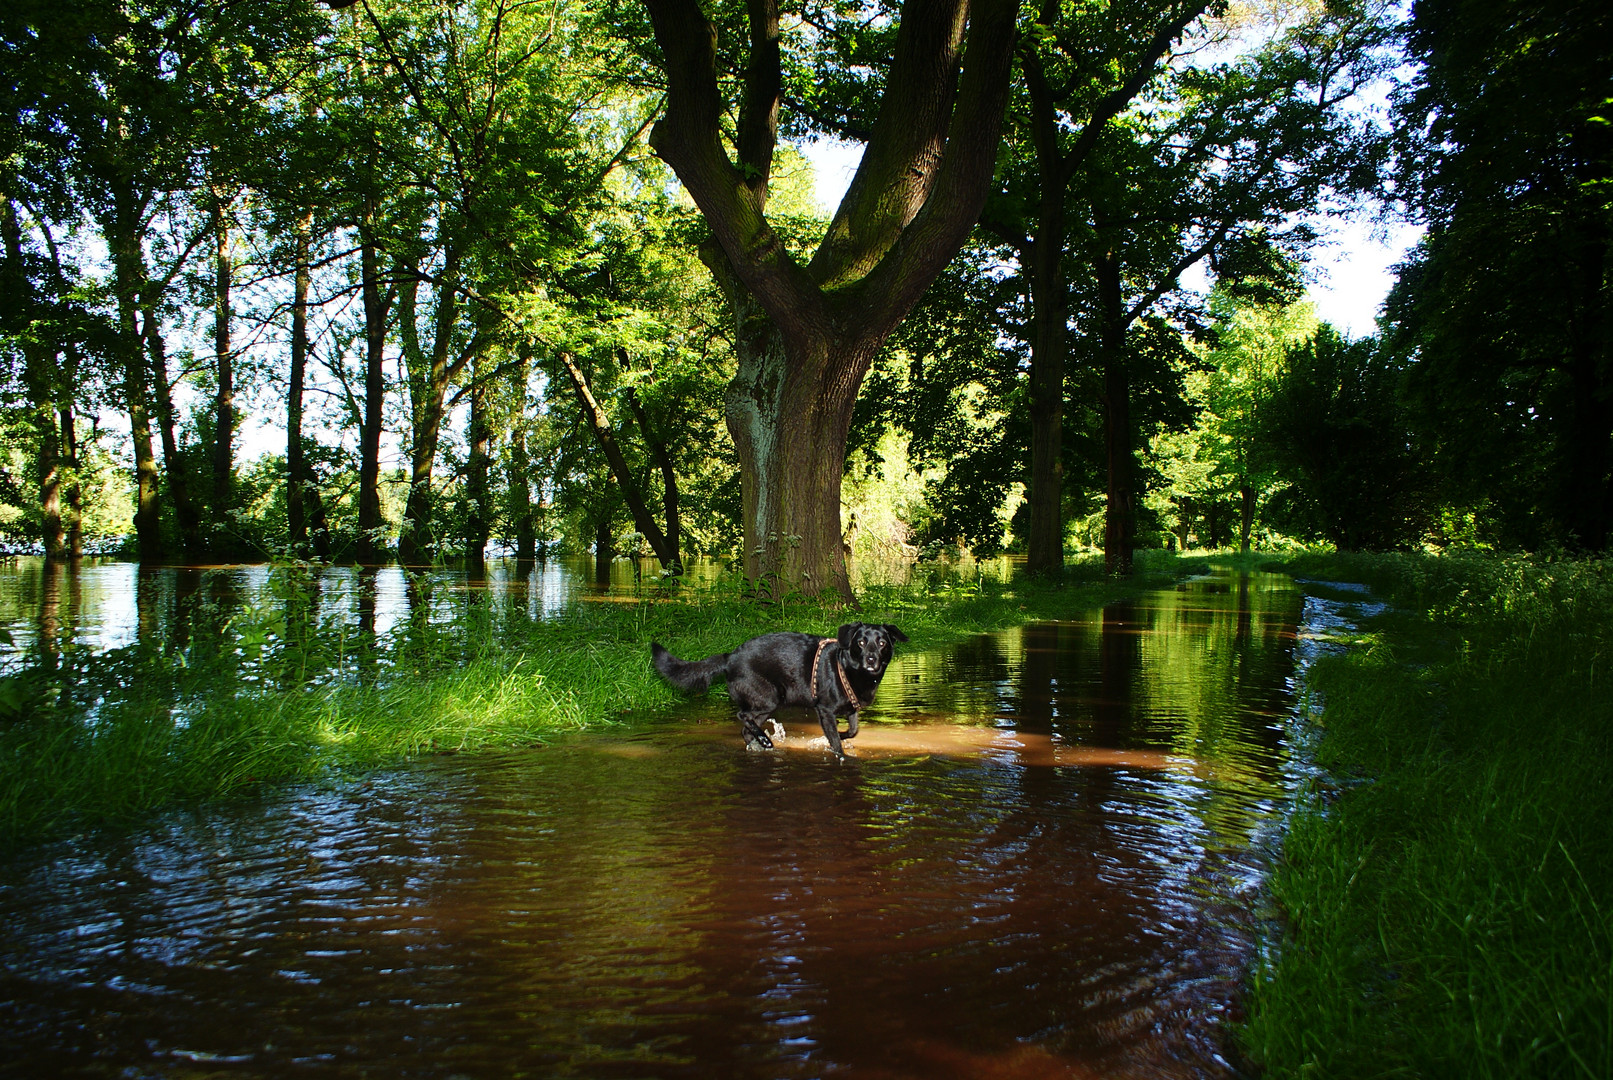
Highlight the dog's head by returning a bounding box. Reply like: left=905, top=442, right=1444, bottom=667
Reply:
left=836, top=622, right=908, bottom=677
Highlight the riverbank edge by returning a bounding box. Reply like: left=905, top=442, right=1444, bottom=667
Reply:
left=0, top=551, right=1218, bottom=851
left=1238, top=551, right=1612, bottom=1078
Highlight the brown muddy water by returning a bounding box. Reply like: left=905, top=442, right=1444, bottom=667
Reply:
left=0, top=568, right=1311, bottom=1080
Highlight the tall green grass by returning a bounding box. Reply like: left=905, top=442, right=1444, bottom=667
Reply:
left=1244, top=552, right=1613, bottom=1079
left=0, top=553, right=1201, bottom=848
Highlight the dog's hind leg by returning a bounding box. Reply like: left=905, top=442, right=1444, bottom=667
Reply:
left=739, top=712, right=774, bottom=749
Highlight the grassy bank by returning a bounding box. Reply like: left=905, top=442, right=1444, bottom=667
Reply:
left=0, top=552, right=1201, bottom=849
left=1243, top=552, right=1613, bottom=1079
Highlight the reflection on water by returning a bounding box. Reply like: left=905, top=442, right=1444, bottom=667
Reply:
left=0, top=556, right=735, bottom=676
left=0, top=569, right=1305, bottom=1079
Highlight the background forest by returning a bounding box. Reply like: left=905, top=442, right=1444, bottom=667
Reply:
left=2, top=0, right=1609, bottom=578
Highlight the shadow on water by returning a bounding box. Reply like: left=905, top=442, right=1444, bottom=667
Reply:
left=0, top=565, right=1305, bottom=1079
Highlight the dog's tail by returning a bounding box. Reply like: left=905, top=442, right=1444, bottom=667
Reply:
left=650, top=642, right=730, bottom=693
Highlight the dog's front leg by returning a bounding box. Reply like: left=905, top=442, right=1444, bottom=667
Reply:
left=815, top=706, right=845, bottom=760
left=843, top=712, right=860, bottom=741
left=740, top=714, right=774, bottom=749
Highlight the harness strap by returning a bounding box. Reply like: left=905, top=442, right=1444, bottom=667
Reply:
left=810, top=637, right=861, bottom=711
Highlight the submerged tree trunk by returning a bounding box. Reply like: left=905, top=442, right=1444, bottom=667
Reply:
left=211, top=194, right=235, bottom=545
left=506, top=352, right=537, bottom=563
left=61, top=346, right=83, bottom=556
left=1020, top=39, right=1070, bottom=578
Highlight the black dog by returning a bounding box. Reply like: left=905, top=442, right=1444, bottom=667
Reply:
left=651, top=623, right=908, bottom=759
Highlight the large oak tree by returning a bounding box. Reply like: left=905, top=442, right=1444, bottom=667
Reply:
left=642, top=0, right=1019, bottom=601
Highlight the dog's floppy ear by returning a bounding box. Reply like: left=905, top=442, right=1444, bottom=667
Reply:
left=882, top=624, right=909, bottom=643
left=836, top=623, right=861, bottom=652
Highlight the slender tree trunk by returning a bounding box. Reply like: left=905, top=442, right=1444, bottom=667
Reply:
left=2, top=193, right=66, bottom=560
left=507, top=426, right=536, bottom=563
left=505, top=354, right=536, bottom=563
left=1096, top=246, right=1135, bottom=576
left=594, top=516, right=613, bottom=585
left=1022, top=44, right=1069, bottom=578
left=110, top=217, right=163, bottom=561
left=211, top=194, right=234, bottom=543
left=146, top=309, right=203, bottom=553
left=1239, top=480, right=1255, bottom=553
left=287, top=213, right=311, bottom=552
left=625, top=387, right=682, bottom=573
left=1564, top=228, right=1611, bottom=551
left=559, top=351, right=681, bottom=573
left=61, top=346, right=83, bottom=556
left=465, top=353, right=490, bottom=573
left=357, top=211, right=390, bottom=563
left=397, top=248, right=461, bottom=565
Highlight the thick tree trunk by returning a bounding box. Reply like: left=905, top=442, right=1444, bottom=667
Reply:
left=357, top=214, right=389, bottom=563
left=146, top=311, right=204, bottom=553
left=1097, top=248, right=1135, bottom=576
left=287, top=214, right=311, bottom=552
left=723, top=314, right=867, bottom=601
left=60, top=347, right=83, bottom=556
left=211, top=198, right=234, bottom=542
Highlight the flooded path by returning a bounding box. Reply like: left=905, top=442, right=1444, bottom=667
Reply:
left=0, top=571, right=1306, bottom=1079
